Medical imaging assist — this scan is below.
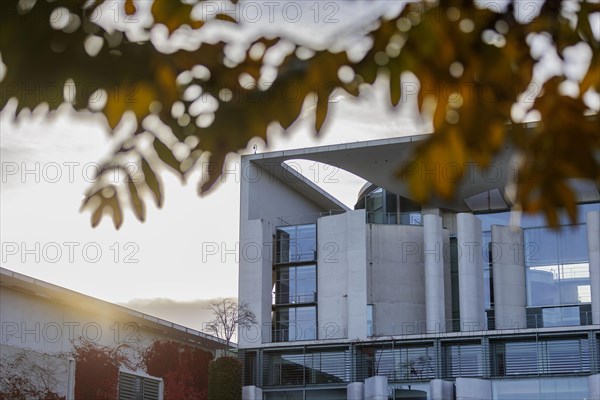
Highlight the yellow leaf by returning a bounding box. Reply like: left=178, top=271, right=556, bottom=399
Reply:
left=124, top=0, right=136, bottom=16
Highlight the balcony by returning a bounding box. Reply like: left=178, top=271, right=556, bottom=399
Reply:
left=273, top=291, right=317, bottom=306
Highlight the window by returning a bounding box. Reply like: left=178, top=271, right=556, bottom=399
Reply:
left=491, top=337, right=590, bottom=377
left=275, top=265, right=316, bottom=304
left=276, top=224, right=317, bottom=263
left=118, top=371, right=163, bottom=400
left=492, top=341, right=538, bottom=376
left=525, top=225, right=591, bottom=308
left=263, top=349, right=349, bottom=387
left=442, top=343, right=483, bottom=378
left=367, top=305, right=374, bottom=337
left=355, top=345, right=435, bottom=382
left=273, top=306, right=317, bottom=342
left=492, top=377, right=590, bottom=400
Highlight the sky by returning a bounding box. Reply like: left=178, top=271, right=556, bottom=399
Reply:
left=1, top=0, right=597, bottom=331
left=0, top=1, right=421, bottom=331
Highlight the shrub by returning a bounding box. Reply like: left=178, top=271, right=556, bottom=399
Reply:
left=207, top=356, right=242, bottom=400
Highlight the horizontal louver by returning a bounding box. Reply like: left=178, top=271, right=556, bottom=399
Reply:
left=118, top=371, right=162, bottom=400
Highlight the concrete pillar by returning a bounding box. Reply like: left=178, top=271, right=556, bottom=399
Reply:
left=455, top=378, right=491, bottom=400
left=457, top=213, right=486, bottom=332
left=424, top=214, right=446, bottom=333
left=589, top=374, right=600, bottom=400
left=492, top=225, right=527, bottom=329
left=242, top=385, right=263, bottom=400
left=238, top=219, right=274, bottom=347
left=430, top=379, right=454, bottom=400
left=587, top=211, right=600, bottom=324
left=319, top=210, right=368, bottom=340
left=364, top=376, right=387, bottom=400
left=347, top=382, right=364, bottom=400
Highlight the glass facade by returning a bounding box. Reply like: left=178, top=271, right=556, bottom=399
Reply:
left=355, top=186, right=422, bottom=225
left=263, top=348, right=349, bottom=387
left=492, top=377, right=589, bottom=400
left=355, top=344, right=436, bottom=382
left=491, top=337, right=590, bottom=377
left=245, top=332, right=597, bottom=396
left=276, top=224, right=317, bottom=263
left=273, top=224, right=318, bottom=342
left=275, top=265, right=317, bottom=305
left=442, top=342, right=483, bottom=378
left=273, top=306, right=317, bottom=342
left=477, top=202, right=598, bottom=327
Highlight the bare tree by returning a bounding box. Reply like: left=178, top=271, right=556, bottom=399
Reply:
left=205, top=298, right=256, bottom=353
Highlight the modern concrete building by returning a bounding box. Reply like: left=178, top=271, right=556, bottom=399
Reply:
left=0, top=267, right=226, bottom=400
left=237, top=135, right=600, bottom=399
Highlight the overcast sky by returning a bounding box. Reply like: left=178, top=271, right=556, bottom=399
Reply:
left=1, top=0, right=596, bottom=331
left=0, top=1, right=424, bottom=330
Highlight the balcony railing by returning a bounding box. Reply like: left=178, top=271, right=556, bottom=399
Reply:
left=270, top=325, right=348, bottom=343
left=277, top=211, right=345, bottom=226
left=371, top=311, right=598, bottom=336
left=366, top=211, right=423, bottom=226
left=248, top=332, right=597, bottom=388
left=272, top=292, right=317, bottom=305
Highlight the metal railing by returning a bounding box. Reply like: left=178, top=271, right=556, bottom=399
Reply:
left=372, top=311, right=598, bottom=336
left=272, top=292, right=317, bottom=305
left=277, top=211, right=346, bottom=226
left=253, top=334, right=596, bottom=387
left=270, top=324, right=348, bottom=343
left=366, top=211, right=423, bottom=226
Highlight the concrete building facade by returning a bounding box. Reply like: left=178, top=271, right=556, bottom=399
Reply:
left=237, top=136, right=600, bottom=399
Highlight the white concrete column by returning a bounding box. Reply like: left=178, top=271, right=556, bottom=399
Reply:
left=347, top=382, right=364, bottom=400
left=242, top=385, right=263, bottom=400
left=589, top=374, right=600, bottom=400
left=318, top=210, right=369, bottom=340
left=492, top=225, right=527, bottom=329
left=430, top=379, right=454, bottom=400
left=346, top=211, right=369, bottom=340
left=424, top=214, right=446, bottom=333
left=364, top=376, right=387, bottom=400
left=238, top=219, right=273, bottom=347
left=457, top=213, right=486, bottom=332
left=587, top=211, right=600, bottom=324
left=455, top=378, right=491, bottom=400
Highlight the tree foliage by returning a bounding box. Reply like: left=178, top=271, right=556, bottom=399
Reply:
left=207, top=356, right=242, bottom=400
left=1, top=0, right=598, bottom=227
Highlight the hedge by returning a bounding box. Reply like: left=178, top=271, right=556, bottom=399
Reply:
left=207, top=356, right=242, bottom=400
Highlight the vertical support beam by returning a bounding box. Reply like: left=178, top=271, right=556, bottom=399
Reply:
left=239, top=219, right=274, bottom=347
left=347, top=382, right=365, bottom=400
left=481, top=337, right=491, bottom=378
left=364, top=376, right=387, bottom=400
left=430, top=380, right=455, bottom=400
left=424, top=214, right=446, bottom=333
left=433, top=339, right=442, bottom=379
left=456, top=213, right=486, bottom=332
left=587, top=211, right=600, bottom=325
left=242, top=386, right=263, bottom=400
left=492, top=225, right=527, bottom=329
left=589, top=374, right=600, bottom=400
left=590, top=331, right=599, bottom=375
left=455, top=378, right=491, bottom=400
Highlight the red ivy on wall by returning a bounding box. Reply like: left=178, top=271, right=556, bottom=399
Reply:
left=143, top=341, right=213, bottom=400
left=72, top=339, right=130, bottom=400
left=3, top=339, right=213, bottom=400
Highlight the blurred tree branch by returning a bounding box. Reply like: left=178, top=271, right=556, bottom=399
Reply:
left=1, top=0, right=598, bottom=228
